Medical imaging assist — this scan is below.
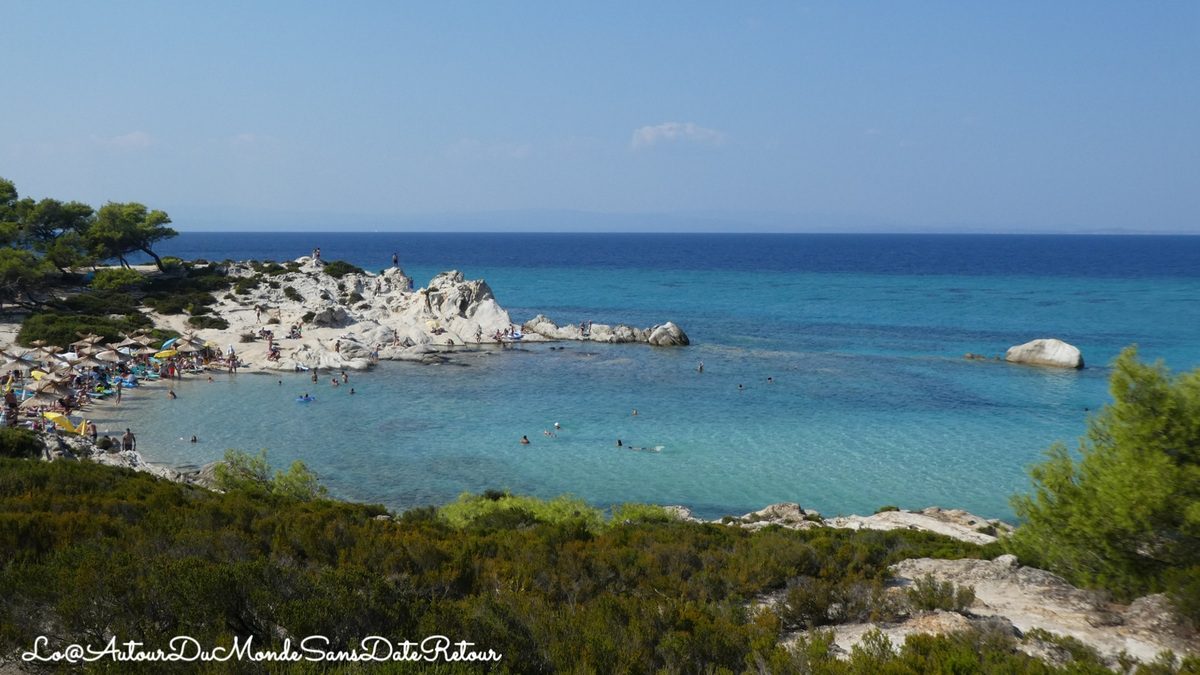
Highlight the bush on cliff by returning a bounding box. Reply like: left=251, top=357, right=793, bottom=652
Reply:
left=213, top=449, right=327, bottom=501
left=1008, top=347, right=1200, bottom=623
left=322, top=260, right=364, bottom=279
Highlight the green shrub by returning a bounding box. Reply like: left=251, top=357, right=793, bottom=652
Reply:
left=611, top=503, right=677, bottom=524
left=17, top=312, right=140, bottom=348
left=301, top=311, right=315, bottom=323
left=1008, top=347, right=1200, bottom=622
left=0, top=428, right=43, bottom=459
left=58, top=290, right=144, bottom=317
left=187, top=315, right=229, bottom=330
left=906, top=573, right=975, bottom=612
left=233, top=276, right=261, bottom=295
left=322, top=260, right=365, bottom=279
left=143, top=291, right=217, bottom=315
left=347, top=291, right=364, bottom=303
left=0, top=459, right=1016, bottom=674
left=90, top=267, right=146, bottom=291
left=876, top=505, right=900, bottom=513
left=212, top=450, right=327, bottom=501
left=438, top=492, right=606, bottom=532
left=283, top=286, right=303, bottom=302
left=239, top=332, right=257, bottom=343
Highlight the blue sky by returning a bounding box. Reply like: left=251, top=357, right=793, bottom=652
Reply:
left=2, top=1, right=1197, bottom=232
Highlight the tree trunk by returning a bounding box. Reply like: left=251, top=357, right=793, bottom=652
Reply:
left=140, top=247, right=165, bottom=272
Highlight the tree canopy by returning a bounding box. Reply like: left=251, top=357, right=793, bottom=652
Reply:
left=0, top=177, right=177, bottom=274
left=90, top=201, right=177, bottom=271
left=1008, top=347, right=1200, bottom=623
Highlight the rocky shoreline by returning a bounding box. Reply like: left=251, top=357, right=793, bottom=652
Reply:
left=160, top=257, right=688, bottom=373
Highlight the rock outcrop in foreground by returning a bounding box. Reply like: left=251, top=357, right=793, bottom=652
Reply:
left=1005, top=338, right=1084, bottom=369
left=801, top=556, right=1196, bottom=665
left=664, top=502, right=1013, bottom=545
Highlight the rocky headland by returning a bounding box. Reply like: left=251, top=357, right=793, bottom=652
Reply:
left=154, top=257, right=688, bottom=372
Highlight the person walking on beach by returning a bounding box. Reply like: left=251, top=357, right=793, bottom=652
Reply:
left=121, top=428, right=136, bottom=451
left=115, top=380, right=122, bottom=405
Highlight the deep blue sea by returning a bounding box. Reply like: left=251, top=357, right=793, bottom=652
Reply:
left=115, top=233, right=1200, bottom=520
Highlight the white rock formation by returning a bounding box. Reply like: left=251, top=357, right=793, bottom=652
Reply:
left=714, top=503, right=1009, bottom=544
left=1005, top=338, right=1084, bottom=369
left=522, top=314, right=689, bottom=346
left=826, top=507, right=1011, bottom=545
left=145, top=258, right=687, bottom=373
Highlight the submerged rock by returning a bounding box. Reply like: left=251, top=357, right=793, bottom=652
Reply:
left=1005, top=338, right=1084, bottom=369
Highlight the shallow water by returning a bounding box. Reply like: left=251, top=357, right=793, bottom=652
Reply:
left=110, top=233, right=1200, bottom=520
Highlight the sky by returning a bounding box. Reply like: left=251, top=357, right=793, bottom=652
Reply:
left=2, top=1, right=1197, bottom=233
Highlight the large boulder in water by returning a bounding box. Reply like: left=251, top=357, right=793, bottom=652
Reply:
left=1005, top=338, right=1084, bottom=369
left=647, top=322, right=689, bottom=346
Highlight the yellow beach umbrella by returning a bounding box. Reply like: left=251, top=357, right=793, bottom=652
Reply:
left=154, top=349, right=178, bottom=359
left=42, top=412, right=77, bottom=434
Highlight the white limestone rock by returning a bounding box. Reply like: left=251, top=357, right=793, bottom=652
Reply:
left=1005, top=338, right=1084, bottom=369
left=647, top=321, right=690, bottom=346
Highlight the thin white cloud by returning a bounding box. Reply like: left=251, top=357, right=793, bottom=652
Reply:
left=631, top=122, right=725, bottom=149
left=93, top=131, right=153, bottom=149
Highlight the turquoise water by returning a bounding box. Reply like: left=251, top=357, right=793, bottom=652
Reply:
left=114, top=235, right=1200, bottom=520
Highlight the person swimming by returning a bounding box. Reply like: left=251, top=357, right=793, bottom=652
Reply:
left=520, top=435, right=530, bottom=445
left=616, top=439, right=622, bottom=447
left=190, top=435, right=197, bottom=443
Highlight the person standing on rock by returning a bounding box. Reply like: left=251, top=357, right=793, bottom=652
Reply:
left=392, top=252, right=398, bottom=267
left=122, top=428, right=136, bottom=451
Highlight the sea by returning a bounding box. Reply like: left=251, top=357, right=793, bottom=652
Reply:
left=113, top=233, right=1200, bottom=521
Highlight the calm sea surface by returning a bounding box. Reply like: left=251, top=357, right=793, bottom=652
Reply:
left=113, top=233, right=1200, bottom=520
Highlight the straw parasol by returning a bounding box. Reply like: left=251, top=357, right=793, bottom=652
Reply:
left=94, top=349, right=131, bottom=364
left=0, top=352, right=39, bottom=372
left=64, top=355, right=107, bottom=369
left=71, top=333, right=106, bottom=350
left=115, top=336, right=145, bottom=349
left=19, top=391, right=60, bottom=409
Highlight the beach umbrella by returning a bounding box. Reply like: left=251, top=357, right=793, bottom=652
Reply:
left=160, top=337, right=180, bottom=349
left=115, top=337, right=144, bottom=348
left=94, top=349, right=130, bottom=363
left=65, top=355, right=106, bottom=369
left=154, top=349, right=178, bottom=359
left=135, top=346, right=159, bottom=356
left=0, top=352, right=38, bottom=372
left=71, top=333, right=106, bottom=349
left=42, top=412, right=78, bottom=434
left=18, top=391, right=60, bottom=409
